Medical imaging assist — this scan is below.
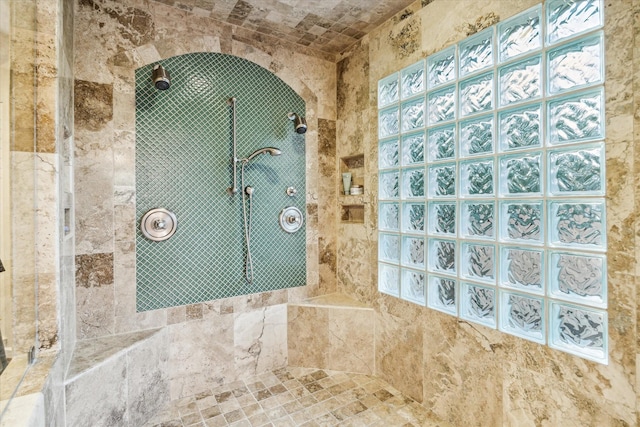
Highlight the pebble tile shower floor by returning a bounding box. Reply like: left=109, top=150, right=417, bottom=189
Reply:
left=143, top=367, right=450, bottom=427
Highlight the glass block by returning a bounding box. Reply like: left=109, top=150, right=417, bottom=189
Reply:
left=548, top=200, right=606, bottom=251
left=498, top=104, right=542, bottom=152
left=401, top=131, right=425, bottom=165
left=549, top=251, right=607, bottom=308
left=401, top=60, right=426, bottom=99
left=427, top=124, right=456, bottom=162
left=428, top=163, right=456, bottom=198
left=378, top=138, right=399, bottom=169
left=460, top=202, right=495, bottom=240
left=461, top=243, right=495, bottom=284
left=460, top=72, right=494, bottom=117
left=548, top=143, right=605, bottom=196
left=498, top=55, right=541, bottom=107
left=401, top=167, right=425, bottom=199
left=401, top=268, right=427, bottom=306
left=499, top=152, right=542, bottom=196
left=497, top=4, right=542, bottom=63
left=378, top=73, right=399, bottom=108
left=427, top=85, right=456, bottom=125
left=500, top=201, right=543, bottom=245
left=379, top=202, right=399, bottom=232
left=379, top=233, right=400, bottom=264
left=460, top=282, right=496, bottom=328
left=427, top=238, right=456, bottom=275
left=378, top=263, right=400, bottom=297
left=379, top=171, right=399, bottom=200
left=427, top=275, right=457, bottom=316
left=379, top=106, right=399, bottom=139
left=548, top=32, right=604, bottom=95
left=427, top=46, right=456, bottom=89
left=549, top=301, right=608, bottom=364
left=402, top=202, right=426, bottom=234
left=401, top=235, right=425, bottom=268
left=499, top=290, right=545, bottom=344
left=459, top=28, right=494, bottom=77
left=401, top=97, right=426, bottom=132
left=459, top=115, right=494, bottom=157
left=548, top=87, right=604, bottom=146
left=428, top=202, right=456, bottom=236
left=546, top=0, right=603, bottom=46
left=459, top=159, right=494, bottom=197
left=499, top=246, right=544, bottom=294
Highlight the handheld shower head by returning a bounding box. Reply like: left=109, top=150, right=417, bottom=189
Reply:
left=288, top=112, right=307, bottom=134
left=244, top=147, right=282, bottom=163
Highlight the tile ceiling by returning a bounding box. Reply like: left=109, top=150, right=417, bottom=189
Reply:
left=160, top=0, right=422, bottom=55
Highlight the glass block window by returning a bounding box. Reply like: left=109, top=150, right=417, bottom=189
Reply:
left=377, top=0, right=607, bottom=364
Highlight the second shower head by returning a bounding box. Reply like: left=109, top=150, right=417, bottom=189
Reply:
left=288, top=112, right=307, bottom=134
left=152, top=64, right=171, bottom=90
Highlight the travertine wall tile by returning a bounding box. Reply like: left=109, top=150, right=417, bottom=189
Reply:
left=334, top=0, right=639, bottom=424
left=375, top=310, right=423, bottom=402
left=234, top=304, right=288, bottom=377
left=287, top=305, right=330, bottom=368
left=327, top=307, right=374, bottom=374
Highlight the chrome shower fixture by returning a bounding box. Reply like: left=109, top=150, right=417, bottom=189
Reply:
left=243, top=147, right=282, bottom=163
left=152, top=64, right=171, bottom=90
left=288, top=112, right=307, bottom=134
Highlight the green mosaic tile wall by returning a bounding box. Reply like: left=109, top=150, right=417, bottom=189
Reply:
left=135, top=53, right=306, bottom=311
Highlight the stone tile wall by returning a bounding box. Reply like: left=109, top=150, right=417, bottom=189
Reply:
left=335, top=0, right=639, bottom=425
left=73, top=0, right=338, bottom=400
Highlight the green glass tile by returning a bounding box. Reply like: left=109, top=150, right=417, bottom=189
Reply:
left=135, top=53, right=306, bottom=311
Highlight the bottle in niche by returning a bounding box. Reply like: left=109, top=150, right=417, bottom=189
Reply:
left=342, top=173, right=352, bottom=195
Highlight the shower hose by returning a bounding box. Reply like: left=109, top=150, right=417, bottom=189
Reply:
left=240, top=161, right=254, bottom=284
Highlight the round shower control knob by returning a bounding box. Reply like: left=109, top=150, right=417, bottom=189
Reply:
left=140, top=208, right=178, bottom=242
left=279, top=206, right=304, bottom=233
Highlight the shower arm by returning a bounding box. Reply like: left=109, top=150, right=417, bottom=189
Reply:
left=227, top=97, right=238, bottom=195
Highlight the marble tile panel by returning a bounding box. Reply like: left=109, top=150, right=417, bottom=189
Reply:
left=287, top=305, right=330, bottom=369
left=114, top=310, right=167, bottom=335
left=114, top=204, right=135, bottom=243
left=126, top=328, right=171, bottom=427
left=113, top=129, right=135, bottom=187
left=327, top=307, right=374, bottom=374
left=74, top=126, right=115, bottom=255
left=65, top=352, right=128, bottom=427
left=112, top=89, right=136, bottom=131
left=421, top=312, right=504, bottom=427
left=75, top=253, right=113, bottom=289
left=113, top=241, right=136, bottom=318
left=234, top=304, right=288, bottom=377
left=75, top=285, right=115, bottom=340
left=168, top=314, right=235, bottom=400
left=67, top=329, right=160, bottom=379
left=374, top=310, right=423, bottom=403
left=503, top=361, right=633, bottom=426
left=74, top=80, right=113, bottom=132
left=232, top=289, right=288, bottom=313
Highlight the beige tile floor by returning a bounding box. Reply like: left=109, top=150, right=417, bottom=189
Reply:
left=144, top=367, right=451, bottom=427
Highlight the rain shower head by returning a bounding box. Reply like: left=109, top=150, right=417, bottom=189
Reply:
left=288, top=112, right=307, bottom=134
left=244, top=147, right=282, bottom=162
left=152, top=64, right=171, bottom=90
